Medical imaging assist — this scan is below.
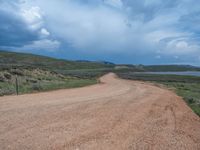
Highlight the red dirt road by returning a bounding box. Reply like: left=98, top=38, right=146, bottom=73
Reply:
left=0, top=73, right=200, bottom=150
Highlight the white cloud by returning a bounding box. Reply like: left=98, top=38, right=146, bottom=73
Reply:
left=21, top=6, right=42, bottom=23
left=21, top=6, right=43, bottom=30
left=164, top=40, right=199, bottom=55
left=40, top=28, right=50, bottom=36
left=21, top=39, right=60, bottom=51
left=104, top=0, right=123, bottom=8
left=31, top=0, right=200, bottom=56
left=176, top=41, right=188, bottom=49
left=34, top=0, right=134, bottom=52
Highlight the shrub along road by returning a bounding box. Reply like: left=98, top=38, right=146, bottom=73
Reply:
left=0, top=73, right=200, bottom=150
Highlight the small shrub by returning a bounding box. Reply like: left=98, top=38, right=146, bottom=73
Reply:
left=187, top=98, right=195, bottom=104
left=4, top=73, right=12, bottom=80
left=26, top=78, right=37, bottom=83
left=0, top=76, right=5, bottom=82
left=10, top=69, right=24, bottom=76
left=31, top=84, right=42, bottom=91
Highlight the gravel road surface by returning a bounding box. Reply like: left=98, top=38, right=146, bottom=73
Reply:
left=0, top=73, right=200, bottom=150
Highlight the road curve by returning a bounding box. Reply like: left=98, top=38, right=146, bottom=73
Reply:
left=0, top=73, right=200, bottom=150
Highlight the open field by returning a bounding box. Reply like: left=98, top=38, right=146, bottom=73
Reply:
left=0, top=73, right=200, bottom=150
left=118, top=72, right=200, bottom=116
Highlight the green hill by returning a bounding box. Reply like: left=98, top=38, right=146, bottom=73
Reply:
left=0, top=50, right=115, bottom=96
left=1, top=50, right=199, bottom=74
left=0, top=51, right=114, bottom=73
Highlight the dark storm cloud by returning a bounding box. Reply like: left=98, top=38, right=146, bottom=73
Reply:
left=0, top=0, right=60, bottom=51
left=0, top=8, right=38, bottom=47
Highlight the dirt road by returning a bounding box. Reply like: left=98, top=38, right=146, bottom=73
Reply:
left=0, top=73, right=200, bottom=150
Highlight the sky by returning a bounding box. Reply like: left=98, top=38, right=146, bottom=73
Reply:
left=0, top=0, right=200, bottom=65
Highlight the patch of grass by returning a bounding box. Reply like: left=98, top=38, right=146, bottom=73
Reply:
left=0, top=82, right=15, bottom=96
left=163, top=82, right=200, bottom=116
left=34, top=78, right=97, bottom=92
left=117, top=72, right=200, bottom=116
left=0, top=78, right=97, bottom=96
left=0, top=68, right=97, bottom=96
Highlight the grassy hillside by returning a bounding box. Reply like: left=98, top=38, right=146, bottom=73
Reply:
left=0, top=51, right=114, bottom=75
left=0, top=50, right=113, bottom=95
left=1, top=50, right=199, bottom=75
left=0, top=67, right=97, bottom=96
left=0, top=68, right=97, bottom=96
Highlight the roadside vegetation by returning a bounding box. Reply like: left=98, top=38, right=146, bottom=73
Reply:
left=0, top=51, right=109, bottom=96
left=0, top=67, right=97, bottom=96
left=117, top=72, right=200, bottom=116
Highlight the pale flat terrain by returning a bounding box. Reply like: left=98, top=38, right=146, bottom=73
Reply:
left=0, top=73, right=200, bottom=150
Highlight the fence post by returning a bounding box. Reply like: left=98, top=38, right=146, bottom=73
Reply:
left=15, top=76, right=19, bottom=95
